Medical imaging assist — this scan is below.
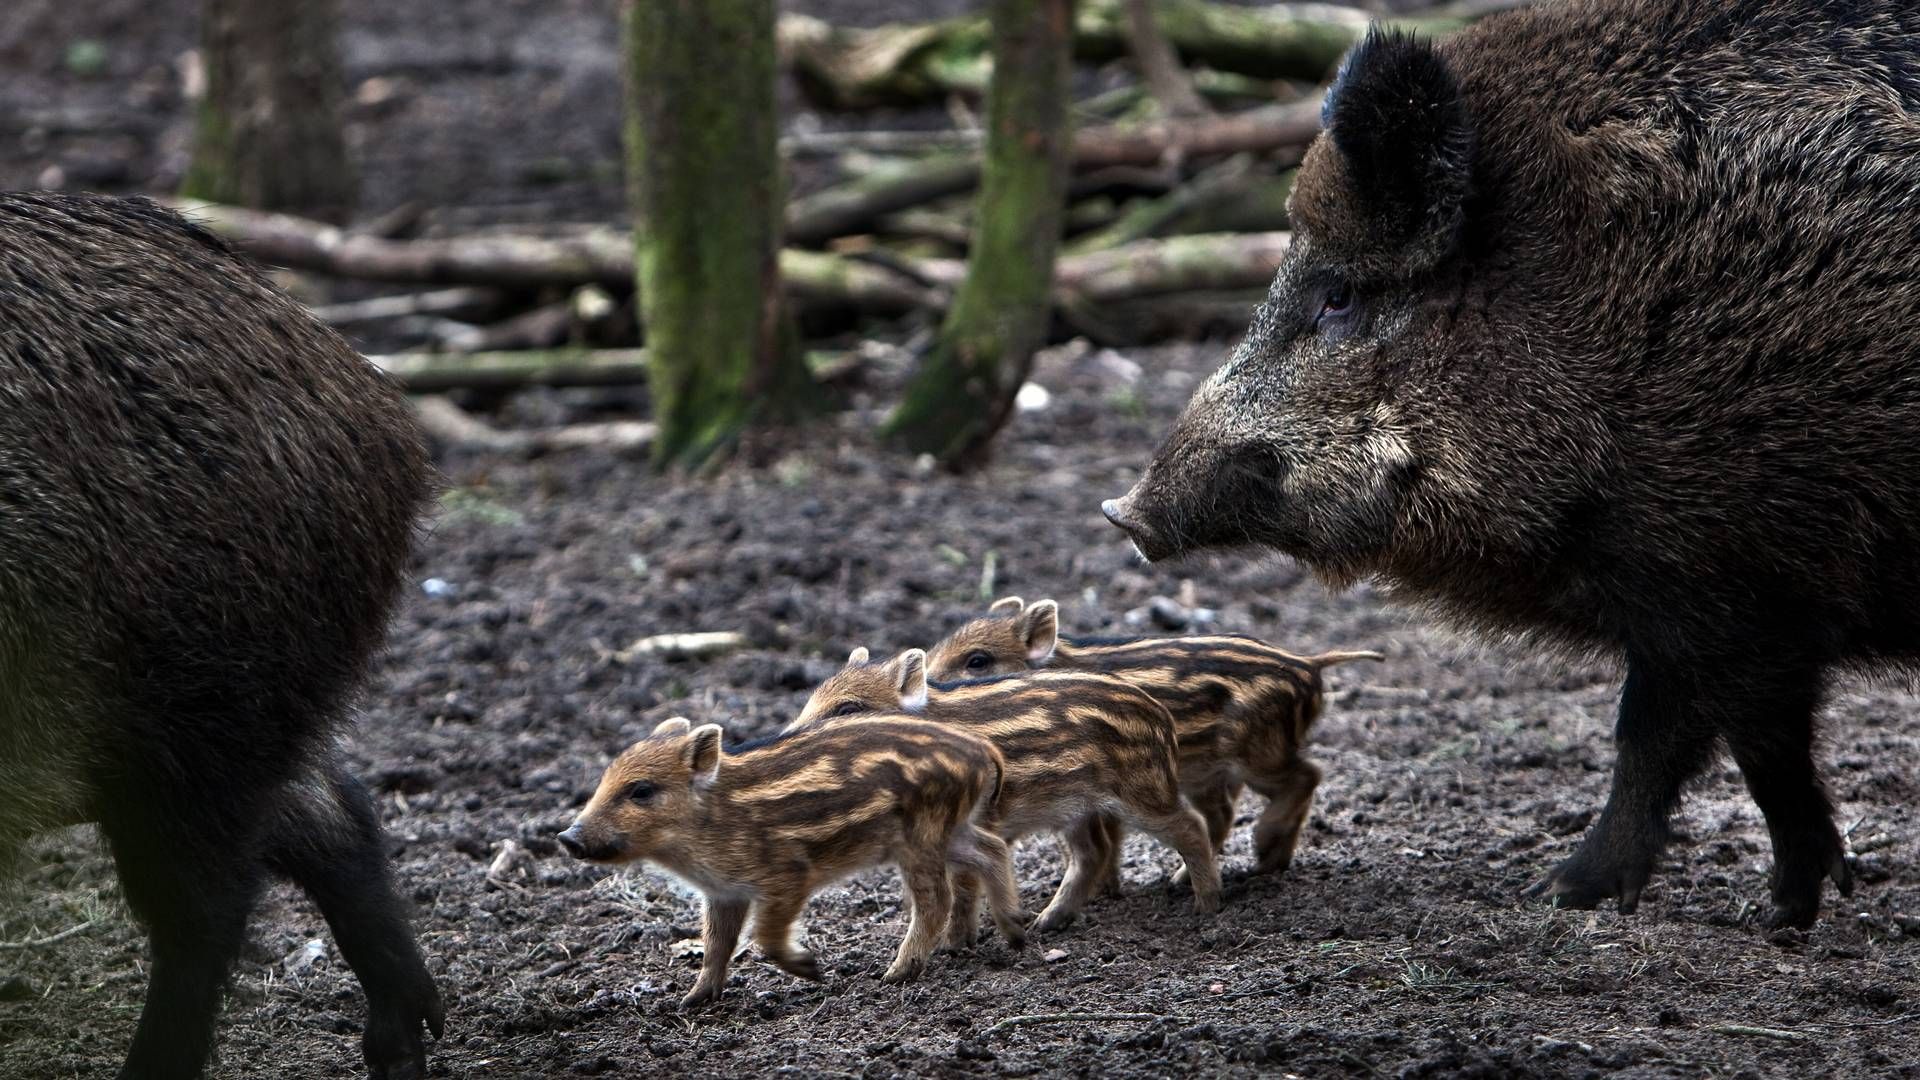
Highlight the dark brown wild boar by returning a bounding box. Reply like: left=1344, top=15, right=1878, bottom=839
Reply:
left=1102, top=1, right=1920, bottom=929
left=926, top=597, right=1382, bottom=884
left=787, top=649, right=1222, bottom=933
left=0, top=192, right=439, bottom=1077
left=559, top=716, right=1026, bottom=1006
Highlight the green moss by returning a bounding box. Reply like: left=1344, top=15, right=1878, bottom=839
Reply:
left=626, top=0, right=817, bottom=469
left=885, top=0, right=1076, bottom=465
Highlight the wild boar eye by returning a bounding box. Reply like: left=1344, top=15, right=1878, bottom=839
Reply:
left=830, top=701, right=866, bottom=718
left=626, top=781, right=656, bottom=803
left=1317, top=282, right=1354, bottom=327
left=965, top=651, right=992, bottom=672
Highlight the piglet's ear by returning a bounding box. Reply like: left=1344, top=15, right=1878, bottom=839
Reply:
left=652, top=716, right=691, bottom=738
left=988, top=596, right=1025, bottom=616
left=893, top=649, right=929, bottom=711
left=1314, top=27, right=1474, bottom=272
left=845, top=646, right=870, bottom=668
left=685, top=724, right=724, bottom=786
left=1020, top=600, right=1059, bottom=662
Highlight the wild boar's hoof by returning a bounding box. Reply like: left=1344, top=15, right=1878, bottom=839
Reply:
left=1764, top=840, right=1855, bottom=931
left=679, top=983, right=724, bottom=1010
left=1526, top=847, right=1654, bottom=916
left=363, top=979, right=445, bottom=1080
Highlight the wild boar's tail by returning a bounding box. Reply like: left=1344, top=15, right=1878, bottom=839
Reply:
left=1305, top=650, right=1386, bottom=670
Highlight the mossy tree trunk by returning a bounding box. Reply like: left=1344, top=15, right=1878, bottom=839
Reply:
left=624, top=0, right=814, bottom=470
left=181, top=0, right=355, bottom=219
left=884, top=0, right=1076, bottom=467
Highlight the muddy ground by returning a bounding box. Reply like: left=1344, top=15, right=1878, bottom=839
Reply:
left=3, top=0, right=1920, bottom=1077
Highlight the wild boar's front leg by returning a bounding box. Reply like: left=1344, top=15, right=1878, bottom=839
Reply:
left=1529, top=655, right=1716, bottom=913
left=682, top=896, right=749, bottom=1009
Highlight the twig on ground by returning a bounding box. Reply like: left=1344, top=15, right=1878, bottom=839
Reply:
left=982, top=1011, right=1164, bottom=1037
left=0, top=920, right=99, bottom=950
left=1707, top=1024, right=1812, bottom=1042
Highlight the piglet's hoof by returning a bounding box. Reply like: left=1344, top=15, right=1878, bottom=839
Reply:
left=772, top=949, right=823, bottom=982
left=881, top=956, right=926, bottom=984
left=679, top=982, right=724, bottom=1010
left=1029, top=907, right=1081, bottom=934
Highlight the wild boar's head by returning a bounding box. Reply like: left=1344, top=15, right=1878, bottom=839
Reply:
left=1105, top=29, right=1476, bottom=580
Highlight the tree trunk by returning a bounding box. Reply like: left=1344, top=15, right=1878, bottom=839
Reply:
left=625, top=0, right=814, bottom=469
left=181, top=0, right=354, bottom=219
left=884, top=0, right=1077, bottom=466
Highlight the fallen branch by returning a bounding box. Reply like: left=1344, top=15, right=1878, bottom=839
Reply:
left=187, top=201, right=1283, bottom=325
left=1124, top=0, right=1211, bottom=118
left=788, top=100, right=1319, bottom=246
left=781, top=2, right=1460, bottom=109
left=983, top=1012, right=1165, bottom=1037
left=1067, top=153, right=1264, bottom=253
left=374, top=349, right=651, bottom=392
left=178, top=199, right=634, bottom=288
left=1057, top=230, right=1291, bottom=302
left=788, top=156, right=981, bottom=247
left=180, top=201, right=940, bottom=314
left=797, top=2, right=1464, bottom=106
left=0, top=920, right=99, bottom=951
left=616, top=632, right=750, bottom=663
left=1706, top=1024, right=1813, bottom=1043
left=308, top=286, right=500, bottom=326
left=413, top=396, right=656, bottom=455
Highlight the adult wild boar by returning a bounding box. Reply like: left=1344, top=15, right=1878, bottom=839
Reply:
left=1102, top=0, right=1920, bottom=930
left=0, top=193, right=440, bottom=1077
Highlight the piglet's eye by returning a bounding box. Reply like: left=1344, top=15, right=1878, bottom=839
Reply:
left=626, top=782, right=656, bottom=803
left=830, top=701, right=866, bottom=718
left=965, top=652, right=992, bottom=672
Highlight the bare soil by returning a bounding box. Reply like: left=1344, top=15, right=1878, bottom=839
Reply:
left=1, top=1, right=1918, bottom=1078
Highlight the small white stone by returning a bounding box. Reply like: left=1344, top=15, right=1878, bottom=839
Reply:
left=1015, top=382, right=1052, bottom=412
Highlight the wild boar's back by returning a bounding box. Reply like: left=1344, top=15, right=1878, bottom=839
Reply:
left=0, top=193, right=430, bottom=826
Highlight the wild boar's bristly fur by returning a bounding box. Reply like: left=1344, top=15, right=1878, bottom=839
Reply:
left=1107, top=0, right=1920, bottom=930
left=0, top=192, right=440, bottom=1078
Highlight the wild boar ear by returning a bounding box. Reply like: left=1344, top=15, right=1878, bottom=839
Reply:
left=845, top=646, right=870, bottom=668
left=652, top=716, right=692, bottom=738
left=1019, top=600, right=1059, bottom=662
left=1314, top=27, right=1473, bottom=272
left=988, top=596, right=1025, bottom=616
left=893, top=649, right=929, bottom=711
left=684, top=724, right=724, bottom=785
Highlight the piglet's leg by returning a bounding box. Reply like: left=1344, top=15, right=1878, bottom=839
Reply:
left=1136, top=800, right=1222, bottom=914
left=682, top=897, right=749, bottom=1009
left=1248, top=761, right=1320, bottom=875
left=1173, top=782, right=1239, bottom=885
left=886, top=852, right=953, bottom=983
left=944, top=869, right=982, bottom=949
left=752, top=890, right=821, bottom=982
left=950, top=825, right=1027, bottom=949
left=1095, top=815, right=1127, bottom=897
left=1033, top=817, right=1106, bottom=932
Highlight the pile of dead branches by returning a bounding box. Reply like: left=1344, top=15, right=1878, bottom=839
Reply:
left=183, top=0, right=1526, bottom=397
